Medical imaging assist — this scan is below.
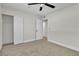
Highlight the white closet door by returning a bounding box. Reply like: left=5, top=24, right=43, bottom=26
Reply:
left=2, top=14, right=14, bottom=45
left=14, top=15, right=23, bottom=44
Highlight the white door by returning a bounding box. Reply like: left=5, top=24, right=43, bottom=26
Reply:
left=14, top=16, right=23, bottom=44
left=43, top=19, right=48, bottom=37
left=36, top=19, right=43, bottom=40
left=2, top=14, right=14, bottom=45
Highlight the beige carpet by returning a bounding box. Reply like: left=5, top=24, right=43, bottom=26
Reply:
left=0, top=39, right=79, bottom=56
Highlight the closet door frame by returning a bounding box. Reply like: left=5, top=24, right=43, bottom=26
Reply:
left=2, top=13, right=24, bottom=45
left=2, top=14, right=14, bottom=45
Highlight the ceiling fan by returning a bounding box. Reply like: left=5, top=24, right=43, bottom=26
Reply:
left=28, top=3, right=55, bottom=11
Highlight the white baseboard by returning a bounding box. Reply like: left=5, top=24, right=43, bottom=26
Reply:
left=48, top=40, right=79, bottom=52
left=23, top=39, right=35, bottom=43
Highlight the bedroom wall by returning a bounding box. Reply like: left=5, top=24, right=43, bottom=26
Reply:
left=46, top=4, right=79, bottom=51
left=23, top=14, right=36, bottom=42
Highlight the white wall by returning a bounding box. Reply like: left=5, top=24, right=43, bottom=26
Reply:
left=0, top=4, right=2, bottom=50
left=46, top=4, right=79, bottom=51
left=23, top=14, right=36, bottom=42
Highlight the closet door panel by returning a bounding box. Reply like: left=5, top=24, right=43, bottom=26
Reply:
left=14, top=15, right=23, bottom=44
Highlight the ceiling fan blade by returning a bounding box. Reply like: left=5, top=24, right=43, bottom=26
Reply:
left=28, top=3, right=45, bottom=5
left=39, top=7, right=42, bottom=11
left=45, top=3, right=55, bottom=8
left=28, top=3, right=39, bottom=5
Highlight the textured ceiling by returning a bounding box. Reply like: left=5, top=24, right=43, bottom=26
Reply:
left=1, top=3, right=76, bottom=16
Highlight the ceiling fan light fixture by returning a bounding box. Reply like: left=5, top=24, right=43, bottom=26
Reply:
left=28, top=3, right=55, bottom=11
left=40, top=4, right=43, bottom=6
left=39, top=7, right=42, bottom=11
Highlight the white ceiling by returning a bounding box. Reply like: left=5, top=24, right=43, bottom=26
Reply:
left=1, top=3, right=76, bottom=16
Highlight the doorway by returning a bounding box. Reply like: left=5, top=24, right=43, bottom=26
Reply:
left=36, top=19, right=43, bottom=40
left=36, top=18, right=48, bottom=40
left=2, top=14, right=14, bottom=46
left=43, top=19, right=48, bottom=40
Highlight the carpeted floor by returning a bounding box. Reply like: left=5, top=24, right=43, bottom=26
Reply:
left=0, top=39, right=79, bottom=56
